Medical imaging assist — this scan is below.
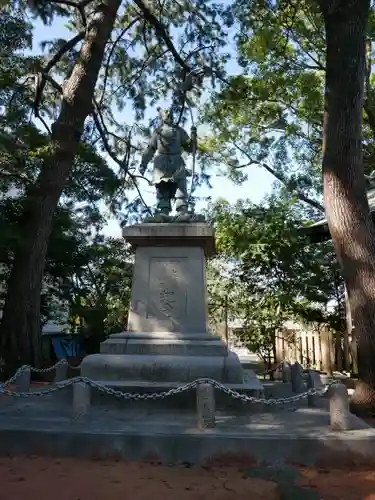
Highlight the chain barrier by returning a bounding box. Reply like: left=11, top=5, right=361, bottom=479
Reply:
left=258, top=362, right=284, bottom=377
left=258, top=361, right=312, bottom=377
left=1, top=359, right=71, bottom=388
left=0, top=360, right=341, bottom=405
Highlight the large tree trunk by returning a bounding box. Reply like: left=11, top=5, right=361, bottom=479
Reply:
left=0, top=0, right=121, bottom=374
left=318, top=0, right=375, bottom=414
left=343, top=284, right=351, bottom=372
left=321, top=328, right=333, bottom=376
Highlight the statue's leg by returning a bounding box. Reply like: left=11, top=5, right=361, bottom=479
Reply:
left=175, top=177, right=188, bottom=214
left=156, top=181, right=172, bottom=215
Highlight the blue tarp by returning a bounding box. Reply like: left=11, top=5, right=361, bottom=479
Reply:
left=51, top=335, right=81, bottom=358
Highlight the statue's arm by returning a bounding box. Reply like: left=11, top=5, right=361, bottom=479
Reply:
left=180, top=128, right=194, bottom=153
left=140, top=132, right=158, bottom=174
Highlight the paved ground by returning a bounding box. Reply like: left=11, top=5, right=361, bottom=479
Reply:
left=0, top=394, right=331, bottom=434
left=0, top=358, right=373, bottom=466
left=1, top=387, right=375, bottom=465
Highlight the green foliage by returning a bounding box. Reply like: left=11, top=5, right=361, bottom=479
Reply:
left=207, top=259, right=244, bottom=331
left=0, top=7, right=131, bottom=343
left=200, top=0, right=325, bottom=208
left=208, top=196, right=344, bottom=358
left=65, top=236, right=133, bottom=352
left=201, top=0, right=375, bottom=212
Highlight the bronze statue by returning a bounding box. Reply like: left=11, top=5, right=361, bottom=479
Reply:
left=139, top=108, right=197, bottom=220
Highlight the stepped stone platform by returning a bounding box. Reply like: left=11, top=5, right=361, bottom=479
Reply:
left=0, top=395, right=374, bottom=464
left=81, top=222, right=263, bottom=406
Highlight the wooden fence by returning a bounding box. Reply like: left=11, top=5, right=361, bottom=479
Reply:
left=275, top=327, right=358, bottom=375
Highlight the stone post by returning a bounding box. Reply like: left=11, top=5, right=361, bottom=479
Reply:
left=328, top=383, right=351, bottom=431
left=196, top=382, right=215, bottom=429
left=73, top=381, right=91, bottom=417
left=281, top=362, right=291, bottom=383
left=291, top=362, right=305, bottom=393
left=54, top=361, right=68, bottom=383
left=307, top=370, right=324, bottom=407
left=15, top=367, right=31, bottom=393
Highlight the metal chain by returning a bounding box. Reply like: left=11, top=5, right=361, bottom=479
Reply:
left=0, top=369, right=341, bottom=405
left=258, top=360, right=313, bottom=377
left=258, top=362, right=284, bottom=377
left=1, top=359, right=76, bottom=388
left=212, top=378, right=337, bottom=405
left=1, top=359, right=70, bottom=388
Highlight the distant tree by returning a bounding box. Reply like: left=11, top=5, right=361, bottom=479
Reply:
left=208, top=196, right=343, bottom=363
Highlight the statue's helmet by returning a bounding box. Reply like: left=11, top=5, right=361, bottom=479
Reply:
left=157, top=107, right=172, bottom=124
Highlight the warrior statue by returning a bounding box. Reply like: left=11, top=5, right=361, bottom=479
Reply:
left=139, top=108, right=197, bottom=220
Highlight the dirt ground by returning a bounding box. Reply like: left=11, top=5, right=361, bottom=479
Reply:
left=2, top=382, right=375, bottom=499
left=1, top=456, right=375, bottom=500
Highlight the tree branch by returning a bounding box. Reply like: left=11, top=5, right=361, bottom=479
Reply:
left=260, top=160, right=324, bottom=212
left=33, top=31, right=85, bottom=116
left=232, top=141, right=324, bottom=212
left=133, top=0, right=191, bottom=73
left=43, top=74, right=63, bottom=93
left=91, top=100, right=152, bottom=216
left=36, top=114, right=52, bottom=135
left=43, top=0, right=95, bottom=26
left=45, top=31, right=86, bottom=73
left=99, top=17, right=140, bottom=108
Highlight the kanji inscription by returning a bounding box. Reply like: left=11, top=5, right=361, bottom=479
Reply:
left=147, top=258, right=187, bottom=319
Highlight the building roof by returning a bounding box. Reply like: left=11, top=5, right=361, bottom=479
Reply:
left=299, top=188, right=375, bottom=242
left=41, top=320, right=68, bottom=336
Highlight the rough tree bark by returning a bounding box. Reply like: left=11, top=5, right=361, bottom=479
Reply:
left=0, top=0, right=121, bottom=373
left=318, top=0, right=375, bottom=413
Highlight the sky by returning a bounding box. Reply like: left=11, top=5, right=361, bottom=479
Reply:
left=30, top=13, right=275, bottom=238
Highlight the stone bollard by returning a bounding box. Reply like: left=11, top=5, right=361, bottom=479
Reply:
left=307, top=370, right=324, bottom=407
left=291, top=362, right=305, bottom=393
left=15, top=367, right=31, bottom=393
left=328, top=383, right=351, bottom=431
left=73, top=381, right=91, bottom=417
left=196, top=382, right=215, bottom=429
left=54, top=361, right=68, bottom=383
left=281, top=362, right=291, bottom=383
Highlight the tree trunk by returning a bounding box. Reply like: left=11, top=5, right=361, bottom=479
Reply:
left=318, top=0, right=375, bottom=414
left=321, top=328, right=332, bottom=376
left=334, top=330, right=343, bottom=371
left=343, top=284, right=351, bottom=372
left=0, top=0, right=121, bottom=374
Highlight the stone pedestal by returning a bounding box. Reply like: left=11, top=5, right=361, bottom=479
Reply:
left=81, top=223, right=262, bottom=405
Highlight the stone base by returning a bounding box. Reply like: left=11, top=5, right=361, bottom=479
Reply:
left=81, top=330, right=245, bottom=384
left=100, top=331, right=229, bottom=357
left=80, top=330, right=261, bottom=411
left=79, top=222, right=256, bottom=411
left=2, top=403, right=375, bottom=465
left=81, top=350, right=243, bottom=384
